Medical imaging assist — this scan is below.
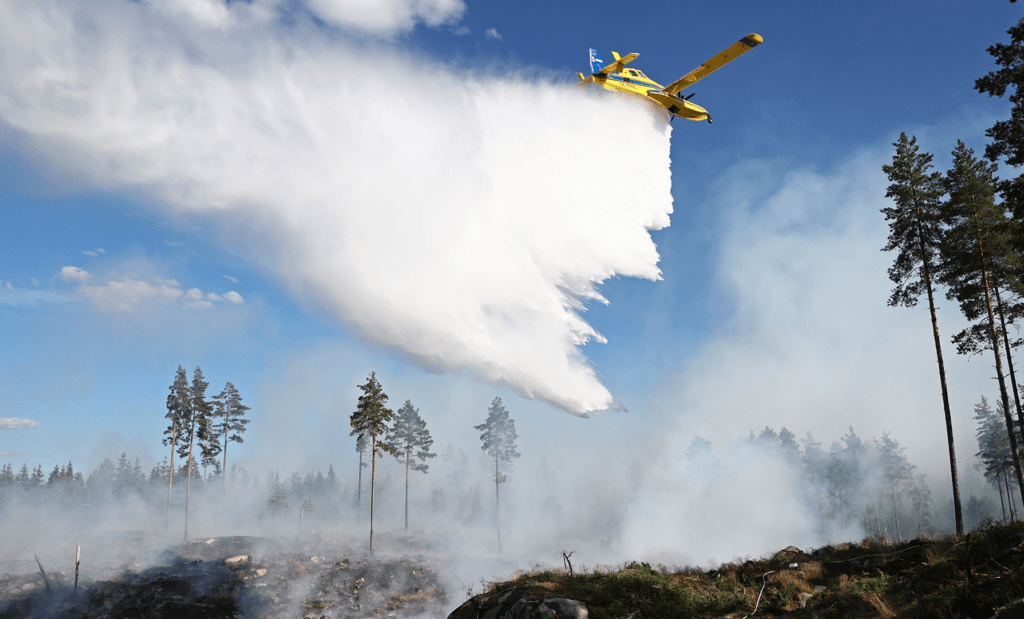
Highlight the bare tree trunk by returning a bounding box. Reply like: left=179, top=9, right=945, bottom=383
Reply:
left=995, top=286, right=1024, bottom=433
left=914, top=210, right=964, bottom=536
left=891, top=485, right=902, bottom=541
left=369, top=433, right=376, bottom=557
left=997, top=470, right=1007, bottom=522
left=1009, top=470, right=1019, bottom=521
left=166, top=421, right=176, bottom=533
left=357, top=451, right=363, bottom=514
left=404, top=448, right=410, bottom=532
left=495, top=452, right=502, bottom=555
left=185, top=422, right=195, bottom=543
left=874, top=501, right=881, bottom=538
left=222, top=420, right=229, bottom=487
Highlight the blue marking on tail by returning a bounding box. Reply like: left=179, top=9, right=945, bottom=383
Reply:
left=589, top=48, right=604, bottom=74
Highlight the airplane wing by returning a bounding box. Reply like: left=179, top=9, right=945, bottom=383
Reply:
left=597, top=52, right=639, bottom=76
left=663, top=34, right=762, bottom=96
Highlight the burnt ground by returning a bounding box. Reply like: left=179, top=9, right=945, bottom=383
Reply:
left=0, top=535, right=448, bottom=619
left=7, top=519, right=1024, bottom=618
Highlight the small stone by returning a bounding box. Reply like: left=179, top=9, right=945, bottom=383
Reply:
left=798, top=592, right=813, bottom=608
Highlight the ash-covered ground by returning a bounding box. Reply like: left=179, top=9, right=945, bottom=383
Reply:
left=0, top=533, right=451, bottom=619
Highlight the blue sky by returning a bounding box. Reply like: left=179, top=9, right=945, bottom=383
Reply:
left=1, top=0, right=1022, bottom=504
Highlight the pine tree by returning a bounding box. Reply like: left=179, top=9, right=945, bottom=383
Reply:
left=267, top=473, right=289, bottom=516
left=875, top=432, right=915, bottom=541
left=882, top=133, right=965, bottom=536
left=940, top=141, right=1024, bottom=509
left=325, top=464, right=338, bottom=493
left=212, top=382, right=249, bottom=486
left=908, top=473, right=933, bottom=535
left=387, top=400, right=436, bottom=531
left=975, top=396, right=1009, bottom=520
left=349, top=371, right=395, bottom=556
left=976, top=14, right=1024, bottom=234
left=114, top=453, right=132, bottom=496
left=30, top=464, right=44, bottom=489
left=474, top=397, right=520, bottom=554
left=164, top=365, right=191, bottom=531
left=178, top=366, right=212, bottom=542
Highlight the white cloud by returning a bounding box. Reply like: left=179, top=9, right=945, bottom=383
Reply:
left=0, top=417, right=40, bottom=430
left=224, top=274, right=238, bottom=283
left=0, top=0, right=672, bottom=414
left=82, top=248, right=106, bottom=256
left=484, top=27, right=502, bottom=41
left=305, top=0, right=465, bottom=34
left=224, top=290, right=244, bottom=303
left=59, top=266, right=90, bottom=282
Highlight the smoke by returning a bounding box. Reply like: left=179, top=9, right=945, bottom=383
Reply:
left=0, top=0, right=673, bottom=415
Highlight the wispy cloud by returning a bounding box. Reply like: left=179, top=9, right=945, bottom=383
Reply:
left=82, top=248, right=106, bottom=257
left=0, top=417, right=40, bottom=430
left=224, top=274, right=238, bottom=283
left=484, top=27, right=502, bottom=41
left=50, top=266, right=245, bottom=313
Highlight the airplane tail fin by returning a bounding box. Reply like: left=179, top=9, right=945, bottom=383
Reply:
left=589, top=48, right=604, bottom=74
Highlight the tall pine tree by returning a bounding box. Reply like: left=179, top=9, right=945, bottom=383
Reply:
left=939, top=140, right=1024, bottom=508
left=178, top=366, right=212, bottom=542
left=387, top=400, right=436, bottom=531
left=349, top=372, right=394, bottom=556
left=164, top=366, right=191, bottom=532
left=881, top=133, right=964, bottom=535
left=475, top=397, right=520, bottom=554
left=212, top=382, right=250, bottom=486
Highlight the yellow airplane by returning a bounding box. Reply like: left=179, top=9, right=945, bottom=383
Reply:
left=576, top=34, right=763, bottom=123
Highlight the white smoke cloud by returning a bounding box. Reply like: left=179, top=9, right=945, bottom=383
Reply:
left=0, top=0, right=674, bottom=414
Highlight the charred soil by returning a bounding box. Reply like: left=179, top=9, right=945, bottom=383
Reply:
left=0, top=536, right=447, bottom=619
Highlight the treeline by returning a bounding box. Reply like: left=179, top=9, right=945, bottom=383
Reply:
left=881, top=10, right=1024, bottom=535
left=0, top=368, right=521, bottom=553
left=688, top=424, right=1001, bottom=544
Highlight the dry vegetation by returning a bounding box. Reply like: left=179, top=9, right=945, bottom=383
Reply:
left=451, top=518, right=1024, bottom=619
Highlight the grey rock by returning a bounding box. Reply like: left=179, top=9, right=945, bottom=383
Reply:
left=541, top=598, right=588, bottom=619
left=534, top=603, right=557, bottom=619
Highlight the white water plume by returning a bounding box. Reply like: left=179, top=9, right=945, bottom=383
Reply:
left=0, top=0, right=674, bottom=414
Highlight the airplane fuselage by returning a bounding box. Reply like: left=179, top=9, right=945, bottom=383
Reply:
left=590, top=68, right=710, bottom=122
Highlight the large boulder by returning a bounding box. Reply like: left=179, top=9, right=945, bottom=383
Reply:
left=448, top=588, right=588, bottom=619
